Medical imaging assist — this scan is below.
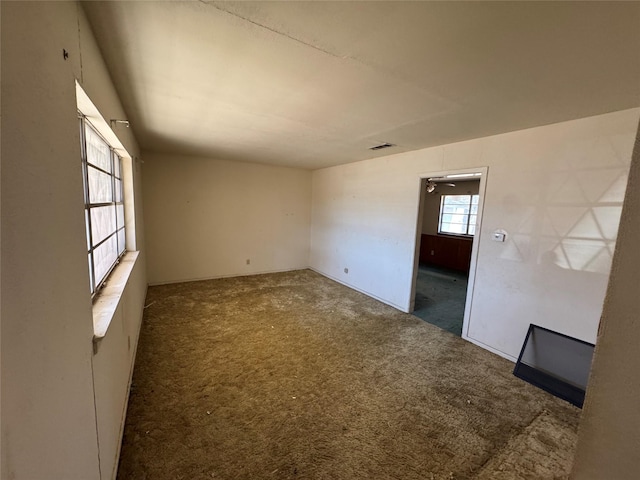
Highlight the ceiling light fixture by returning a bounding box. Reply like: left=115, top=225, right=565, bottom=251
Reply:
left=445, top=173, right=481, bottom=179
left=426, top=178, right=456, bottom=194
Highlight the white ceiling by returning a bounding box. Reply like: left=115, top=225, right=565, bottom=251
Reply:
left=83, top=1, right=640, bottom=170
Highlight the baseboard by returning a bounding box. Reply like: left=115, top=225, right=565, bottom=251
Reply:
left=308, top=267, right=409, bottom=313
left=462, top=333, right=517, bottom=363
left=148, top=267, right=308, bottom=286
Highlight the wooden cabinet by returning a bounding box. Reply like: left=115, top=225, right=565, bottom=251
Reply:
left=419, top=234, right=473, bottom=272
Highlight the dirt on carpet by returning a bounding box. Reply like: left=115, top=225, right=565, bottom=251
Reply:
left=117, top=269, right=580, bottom=480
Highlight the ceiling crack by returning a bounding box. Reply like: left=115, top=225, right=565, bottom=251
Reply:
left=198, top=0, right=460, bottom=111
left=201, top=0, right=351, bottom=61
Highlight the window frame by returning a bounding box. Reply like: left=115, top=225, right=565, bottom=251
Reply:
left=79, top=113, right=126, bottom=297
left=438, top=194, right=479, bottom=237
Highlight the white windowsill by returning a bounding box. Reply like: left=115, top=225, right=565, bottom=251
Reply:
left=92, top=251, right=140, bottom=342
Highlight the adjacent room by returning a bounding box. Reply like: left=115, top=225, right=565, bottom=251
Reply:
left=2, top=1, right=640, bottom=480
left=413, top=174, right=482, bottom=335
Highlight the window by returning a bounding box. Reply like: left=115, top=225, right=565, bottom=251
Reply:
left=79, top=115, right=126, bottom=295
left=439, top=194, right=479, bottom=236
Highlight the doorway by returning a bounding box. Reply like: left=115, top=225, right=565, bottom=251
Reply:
left=410, top=168, right=487, bottom=338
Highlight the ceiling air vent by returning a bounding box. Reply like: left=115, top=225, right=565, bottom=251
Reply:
left=369, top=142, right=396, bottom=151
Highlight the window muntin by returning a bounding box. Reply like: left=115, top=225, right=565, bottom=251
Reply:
left=80, top=115, right=126, bottom=295
left=438, top=194, right=479, bottom=236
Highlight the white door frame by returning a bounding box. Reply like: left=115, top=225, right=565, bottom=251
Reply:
left=409, top=166, right=488, bottom=340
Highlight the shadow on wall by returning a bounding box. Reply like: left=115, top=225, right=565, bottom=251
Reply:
left=501, top=163, right=627, bottom=274
left=496, top=161, right=628, bottom=336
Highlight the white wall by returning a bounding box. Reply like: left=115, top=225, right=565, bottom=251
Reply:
left=570, top=115, right=640, bottom=480
left=1, top=2, right=147, bottom=479
left=143, top=153, right=311, bottom=285
left=310, top=108, right=640, bottom=360
left=422, top=180, right=480, bottom=235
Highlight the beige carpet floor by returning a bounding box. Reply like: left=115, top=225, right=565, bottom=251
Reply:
left=117, top=269, right=580, bottom=480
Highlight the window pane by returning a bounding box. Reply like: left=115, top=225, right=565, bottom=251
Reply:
left=85, top=209, right=91, bottom=250
left=94, top=235, right=118, bottom=287
left=88, top=253, right=95, bottom=294
left=116, top=204, right=124, bottom=229
left=442, top=205, right=470, bottom=214
left=443, top=205, right=469, bottom=214
left=440, top=222, right=467, bottom=234
left=90, top=206, right=116, bottom=246
left=444, top=195, right=471, bottom=205
left=85, top=125, right=111, bottom=173
left=88, top=166, right=113, bottom=203
left=469, top=225, right=477, bottom=235
left=442, top=205, right=457, bottom=214
left=115, top=178, right=123, bottom=202
left=118, top=228, right=126, bottom=255
left=472, top=195, right=479, bottom=205
left=470, top=214, right=477, bottom=225
left=114, top=155, right=121, bottom=179
left=471, top=205, right=478, bottom=214
left=443, top=216, right=469, bottom=225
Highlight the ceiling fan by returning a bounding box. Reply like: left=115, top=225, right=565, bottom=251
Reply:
left=426, top=178, right=455, bottom=193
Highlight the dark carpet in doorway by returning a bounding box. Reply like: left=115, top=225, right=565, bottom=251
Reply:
left=413, top=264, right=469, bottom=336
left=117, top=269, right=579, bottom=480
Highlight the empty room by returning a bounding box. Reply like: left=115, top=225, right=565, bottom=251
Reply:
left=2, top=1, right=640, bottom=480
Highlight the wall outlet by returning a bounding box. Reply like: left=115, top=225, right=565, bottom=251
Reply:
left=246, top=259, right=250, bottom=265
left=344, top=267, right=349, bottom=274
